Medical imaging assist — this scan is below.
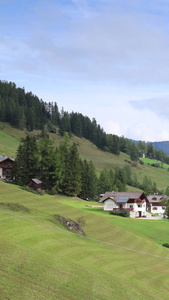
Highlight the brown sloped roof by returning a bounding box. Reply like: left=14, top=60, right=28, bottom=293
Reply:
left=99, top=191, right=145, bottom=203
left=147, top=194, right=166, bottom=203
left=32, top=178, right=42, bottom=184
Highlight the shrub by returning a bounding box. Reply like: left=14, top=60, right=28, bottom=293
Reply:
left=110, top=209, right=130, bottom=217
left=163, top=243, right=169, bottom=248
left=21, top=186, right=38, bottom=194
left=121, top=209, right=130, bottom=217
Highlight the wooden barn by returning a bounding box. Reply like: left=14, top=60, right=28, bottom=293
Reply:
left=27, top=178, right=43, bottom=193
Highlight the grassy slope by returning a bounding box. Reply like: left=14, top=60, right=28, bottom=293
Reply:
left=0, top=181, right=169, bottom=299
left=1, top=122, right=169, bottom=191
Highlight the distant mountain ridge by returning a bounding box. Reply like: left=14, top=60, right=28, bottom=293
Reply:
left=151, top=141, right=169, bottom=155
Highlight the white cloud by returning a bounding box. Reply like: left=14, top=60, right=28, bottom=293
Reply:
left=104, top=121, right=122, bottom=136
left=130, top=97, right=169, bottom=120
left=1, top=0, right=169, bottom=142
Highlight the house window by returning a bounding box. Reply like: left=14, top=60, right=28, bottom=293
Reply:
left=153, top=207, right=157, bottom=210
left=138, top=204, right=142, bottom=207
left=130, top=205, right=133, bottom=208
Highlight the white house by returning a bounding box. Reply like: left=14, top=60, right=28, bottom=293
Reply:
left=147, top=194, right=166, bottom=217
left=99, top=191, right=150, bottom=218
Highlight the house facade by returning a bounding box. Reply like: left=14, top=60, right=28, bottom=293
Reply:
left=0, top=156, right=15, bottom=179
left=99, top=191, right=150, bottom=218
left=147, top=194, right=166, bottom=217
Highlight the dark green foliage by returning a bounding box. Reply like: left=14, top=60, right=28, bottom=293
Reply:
left=97, top=169, right=114, bottom=195
left=64, top=143, right=82, bottom=196
left=115, top=167, right=127, bottom=191
left=165, top=186, right=169, bottom=196
left=162, top=243, right=169, bottom=248
left=79, top=160, right=97, bottom=200
left=110, top=209, right=130, bottom=217
left=147, top=143, right=155, bottom=159
left=129, top=142, right=139, bottom=162
left=38, top=135, right=57, bottom=190
left=15, top=136, right=39, bottom=185
left=107, top=134, right=120, bottom=155
left=164, top=205, right=169, bottom=219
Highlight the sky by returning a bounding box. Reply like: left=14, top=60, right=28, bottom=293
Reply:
left=1, top=0, right=169, bottom=142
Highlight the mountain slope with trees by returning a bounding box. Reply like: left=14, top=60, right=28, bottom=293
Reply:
left=1, top=80, right=169, bottom=164
left=1, top=80, right=169, bottom=196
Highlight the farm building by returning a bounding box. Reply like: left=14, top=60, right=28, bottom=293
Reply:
left=27, top=178, right=43, bottom=193
left=0, top=156, right=15, bottom=179
left=147, top=194, right=166, bottom=217
left=99, top=191, right=150, bottom=218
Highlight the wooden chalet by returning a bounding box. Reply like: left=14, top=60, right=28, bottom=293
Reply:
left=0, top=156, right=15, bottom=179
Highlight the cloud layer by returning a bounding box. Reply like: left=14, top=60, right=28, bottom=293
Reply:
left=1, top=0, right=169, bottom=141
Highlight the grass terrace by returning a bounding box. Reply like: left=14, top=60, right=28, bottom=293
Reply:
left=1, top=181, right=169, bottom=299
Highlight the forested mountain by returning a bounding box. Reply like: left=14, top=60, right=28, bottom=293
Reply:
left=1, top=80, right=169, bottom=165
left=131, top=139, right=169, bottom=156
left=151, top=141, right=169, bottom=155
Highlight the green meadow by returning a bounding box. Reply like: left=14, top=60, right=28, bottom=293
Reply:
left=1, top=181, right=169, bottom=299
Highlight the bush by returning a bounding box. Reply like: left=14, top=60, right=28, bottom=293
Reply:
left=110, top=209, right=130, bottom=217
left=163, top=243, right=169, bottom=248
left=121, top=209, right=130, bottom=217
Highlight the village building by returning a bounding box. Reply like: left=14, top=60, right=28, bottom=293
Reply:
left=26, top=178, right=43, bottom=193
left=0, top=156, right=15, bottom=179
left=147, top=194, right=166, bottom=217
left=99, top=191, right=150, bottom=218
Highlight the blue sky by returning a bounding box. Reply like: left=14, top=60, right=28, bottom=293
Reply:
left=1, top=0, right=169, bottom=141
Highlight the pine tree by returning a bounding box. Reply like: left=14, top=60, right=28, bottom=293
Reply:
left=38, top=136, right=56, bottom=190
left=79, top=160, right=97, bottom=200
left=64, top=143, right=81, bottom=196
left=15, top=136, right=39, bottom=185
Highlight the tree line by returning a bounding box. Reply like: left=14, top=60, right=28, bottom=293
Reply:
left=14, top=135, right=164, bottom=198
left=1, top=80, right=169, bottom=165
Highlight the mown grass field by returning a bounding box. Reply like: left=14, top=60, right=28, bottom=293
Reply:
left=1, top=122, right=169, bottom=191
left=140, top=157, right=169, bottom=170
left=0, top=181, right=169, bottom=299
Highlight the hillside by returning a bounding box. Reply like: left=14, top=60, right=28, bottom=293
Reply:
left=1, top=122, right=169, bottom=192
left=131, top=139, right=169, bottom=156
left=152, top=141, right=169, bottom=155
left=0, top=181, right=169, bottom=299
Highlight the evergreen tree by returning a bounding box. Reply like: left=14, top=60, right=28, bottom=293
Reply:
left=79, top=160, right=97, bottom=200
left=38, top=136, right=56, bottom=190
left=115, top=167, right=126, bottom=191
left=129, top=142, right=139, bottom=161
left=147, top=143, right=155, bottom=159
left=165, top=186, right=169, bottom=196
left=64, top=143, right=81, bottom=196
left=15, top=136, right=39, bottom=185
left=97, top=169, right=113, bottom=194
left=123, top=166, right=133, bottom=186
left=57, top=133, right=71, bottom=193
left=142, top=176, right=153, bottom=194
